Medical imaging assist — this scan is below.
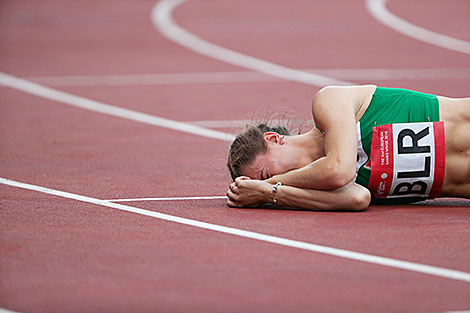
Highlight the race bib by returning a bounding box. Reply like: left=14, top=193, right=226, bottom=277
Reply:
left=369, top=122, right=445, bottom=199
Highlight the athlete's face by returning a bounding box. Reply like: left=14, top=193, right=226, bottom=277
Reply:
left=241, top=132, right=304, bottom=180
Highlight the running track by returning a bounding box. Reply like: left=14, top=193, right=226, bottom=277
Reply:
left=1, top=0, right=469, bottom=312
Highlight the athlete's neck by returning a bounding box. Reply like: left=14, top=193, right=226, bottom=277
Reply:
left=285, top=128, right=325, bottom=165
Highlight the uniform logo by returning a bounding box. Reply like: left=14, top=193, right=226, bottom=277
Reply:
left=369, top=122, right=445, bottom=199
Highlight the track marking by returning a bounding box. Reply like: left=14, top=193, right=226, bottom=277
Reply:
left=2, top=0, right=469, bottom=290
left=366, top=0, right=470, bottom=55
left=0, top=71, right=234, bottom=142
left=0, top=308, right=20, bottom=313
left=103, top=196, right=227, bottom=202
left=1, top=177, right=470, bottom=283
left=151, top=0, right=351, bottom=87
left=22, top=68, right=470, bottom=87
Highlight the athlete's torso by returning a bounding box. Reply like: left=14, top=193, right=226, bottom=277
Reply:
left=313, top=85, right=470, bottom=200
left=435, top=96, right=470, bottom=197
left=353, top=86, right=442, bottom=202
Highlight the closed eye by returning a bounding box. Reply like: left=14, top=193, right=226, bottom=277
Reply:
left=261, top=169, right=271, bottom=180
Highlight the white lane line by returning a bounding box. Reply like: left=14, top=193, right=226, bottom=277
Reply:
left=151, top=0, right=351, bottom=87
left=366, top=0, right=470, bottom=55
left=0, top=308, right=20, bottom=313
left=23, top=68, right=470, bottom=87
left=2, top=177, right=470, bottom=283
left=103, top=196, right=227, bottom=202
left=0, top=71, right=235, bottom=142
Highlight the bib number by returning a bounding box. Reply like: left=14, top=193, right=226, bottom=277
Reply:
left=369, top=122, right=445, bottom=199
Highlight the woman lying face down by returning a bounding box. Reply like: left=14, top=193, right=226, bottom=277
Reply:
left=226, top=85, right=470, bottom=211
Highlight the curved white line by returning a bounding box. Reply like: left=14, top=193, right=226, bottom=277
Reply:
left=151, top=0, right=351, bottom=87
left=366, top=0, right=470, bottom=55
left=2, top=176, right=470, bottom=283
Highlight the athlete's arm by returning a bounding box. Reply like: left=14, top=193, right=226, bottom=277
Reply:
left=226, top=177, right=371, bottom=211
left=266, top=86, right=364, bottom=189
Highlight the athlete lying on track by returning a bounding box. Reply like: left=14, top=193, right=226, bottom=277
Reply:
left=226, top=85, right=470, bottom=211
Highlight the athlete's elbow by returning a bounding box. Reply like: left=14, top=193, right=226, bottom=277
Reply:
left=325, top=165, right=356, bottom=189
left=350, top=188, right=371, bottom=211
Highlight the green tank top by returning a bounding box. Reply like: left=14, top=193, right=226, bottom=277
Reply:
left=355, top=87, right=440, bottom=203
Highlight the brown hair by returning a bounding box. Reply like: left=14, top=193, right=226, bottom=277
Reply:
left=227, top=123, right=291, bottom=180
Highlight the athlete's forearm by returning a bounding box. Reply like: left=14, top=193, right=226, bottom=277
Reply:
left=227, top=177, right=370, bottom=211
left=266, top=156, right=355, bottom=190
left=272, top=183, right=370, bottom=211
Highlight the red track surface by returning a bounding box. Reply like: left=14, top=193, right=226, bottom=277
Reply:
left=1, top=0, right=469, bottom=312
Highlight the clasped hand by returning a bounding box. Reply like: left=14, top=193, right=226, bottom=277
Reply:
left=226, top=176, right=271, bottom=208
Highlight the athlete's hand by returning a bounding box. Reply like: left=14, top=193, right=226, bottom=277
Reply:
left=226, top=176, right=272, bottom=208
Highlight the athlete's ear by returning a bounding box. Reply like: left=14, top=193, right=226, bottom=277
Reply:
left=263, top=132, right=282, bottom=144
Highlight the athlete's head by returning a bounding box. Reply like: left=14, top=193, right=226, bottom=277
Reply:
left=227, top=124, right=293, bottom=180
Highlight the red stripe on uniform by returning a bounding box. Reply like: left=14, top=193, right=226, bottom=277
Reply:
left=429, top=121, right=445, bottom=198
left=369, top=124, right=394, bottom=198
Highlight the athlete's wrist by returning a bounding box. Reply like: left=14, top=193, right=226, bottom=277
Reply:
left=259, top=181, right=273, bottom=204
left=272, top=182, right=282, bottom=205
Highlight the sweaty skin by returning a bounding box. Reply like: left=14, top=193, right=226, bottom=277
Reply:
left=437, top=96, right=470, bottom=197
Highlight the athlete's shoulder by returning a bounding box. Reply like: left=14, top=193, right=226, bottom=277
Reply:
left=312, top=85, right=377, bottom=123
left=312, top=85, right=377, bottom=111
left=314, top=85, right=377, bottom=101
